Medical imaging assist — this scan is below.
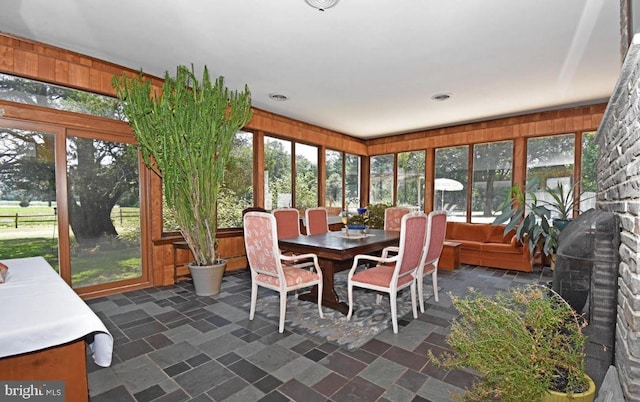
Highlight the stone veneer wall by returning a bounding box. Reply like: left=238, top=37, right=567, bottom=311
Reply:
left=597, top=33, right=640, bottom=401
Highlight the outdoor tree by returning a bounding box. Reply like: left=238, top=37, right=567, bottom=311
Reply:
left=67, top=137, right=138, bottom=248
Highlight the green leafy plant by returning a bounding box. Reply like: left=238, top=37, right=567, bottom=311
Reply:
left=113, top=65, right=252, bottom=266
left=363, top=203, right=390, bottom=229
left=541, top=182, right=581, bottom=220
left=428, top=285, right=591, bottom=401
left=493, top=181, right=559, bottom=258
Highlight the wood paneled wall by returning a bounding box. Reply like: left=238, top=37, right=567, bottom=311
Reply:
left=0, top=33, right=608, bottom=289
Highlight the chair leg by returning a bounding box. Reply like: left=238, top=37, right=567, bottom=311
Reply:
left=417, top=266, right=425, bottom=313
left=390, top=291, right=398, bottom=334
left=375, top=293, right=383, bottom=305
left=278, top=290, right=287, bottom=333
left=317, top=281, right=324, bottom=318
left=249, top=282, right=258, bottom=320
left=346, top=282, right=354, bottom=321
left=410, top=281, right=418, bottom=319
left=432, top=270, right=439, bottom=303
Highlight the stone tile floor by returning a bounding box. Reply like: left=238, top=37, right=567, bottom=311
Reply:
left=86, top=264, right=595, bottom=401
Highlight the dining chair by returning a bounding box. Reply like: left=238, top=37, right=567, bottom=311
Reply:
left=305, top=207, right=329, bottom=235
left=273, top=208, right=314, bottom=269
left=346, top=211, right=429, bottom=333
left=417, top=211, right=447, bottom=313
left=273, top=208, right=302, bottom=239
left=384, top=207, right=411, bottom=231
left=243, top=211, right=324, bottom=333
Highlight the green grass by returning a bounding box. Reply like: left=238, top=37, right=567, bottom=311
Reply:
left=71, top=247, right=141, bottom=287
left=0, top=237, right=59, bottom=268
left=0, top=236, right=141, bottom=287
left=1, top=202, right=142, bottom=287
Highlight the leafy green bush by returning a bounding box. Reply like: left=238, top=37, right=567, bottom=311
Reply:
left=429, top=285, right=589, bottom=401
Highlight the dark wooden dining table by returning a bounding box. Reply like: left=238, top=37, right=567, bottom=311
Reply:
left=278, top=228, right=400, bottom=314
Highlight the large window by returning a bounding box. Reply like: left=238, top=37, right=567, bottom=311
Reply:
left=581, top=131, right=597, bottom=211
left=397, top=150, right=425, bottom=210
left=66, top=134, right=141, bottom=288
left=218, top=131, right=254, bottom=228
left=471, top=141, right=513, bottom=223
left=0, top=73, right=121, bottom=119
left=526, top=134, right=575, bottom=216
left=370, top=154, right=394, bottom=205
left=345, top=153, right=361, bottom=207
left=264, top=137, right=292, bottom=210
left=434, top=146, right=469, bottom=221
left=326, top=150, right=362, bottom=211
left=295, top=143, right=318, bottom=209
left=0, top=129, right=59, bottom=267
left=326, top=150, right=343, bottom=209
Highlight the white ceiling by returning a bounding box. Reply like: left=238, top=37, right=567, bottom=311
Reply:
left=0, top=0, right=623, bottom=139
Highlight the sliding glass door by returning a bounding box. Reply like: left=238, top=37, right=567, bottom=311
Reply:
left=0, top=121, right=146, bottom=292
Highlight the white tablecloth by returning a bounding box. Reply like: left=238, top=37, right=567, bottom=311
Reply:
left=0, top=257, right=113, bottom=367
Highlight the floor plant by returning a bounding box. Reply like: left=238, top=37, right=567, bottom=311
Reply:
left=113, top=65, right=252, bottom=270
left=428, top=285, right=594, bottom=401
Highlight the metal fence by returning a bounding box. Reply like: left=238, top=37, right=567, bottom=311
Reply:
left=0, top=210, right=139, bottom=228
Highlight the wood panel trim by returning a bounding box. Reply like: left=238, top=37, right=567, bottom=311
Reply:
left=365, top=104, right=606, bottom=155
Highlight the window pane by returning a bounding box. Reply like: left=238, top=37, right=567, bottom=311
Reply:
left=0, top=129, right=59, bottom=268
left=435, top=146, right=469, bottom=221
left=526, top=134, right=575, bottom=217
left=581, top=131, right=597, bottom=211
left=471, top=141, right=513, bottom=223
left=326, top=150, right=343, bottom=209
left=0, top=72, right=122, bottom=119
left=295, top=143, right=318, bottom=209
left=397, top=150, right=425, bottom=210
left=264, top=137, right=292, bottom=210
left=66, top=136, right=141, bottom=288
left=345, top=154, right=361, bottom=208
left=369, top=154, right=394, bottom=206
left=218, top=131, right=254, bottom=228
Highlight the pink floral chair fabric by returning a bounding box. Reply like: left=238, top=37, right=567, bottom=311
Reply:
left=346, top=212, right=429, bottom=333
left=244, top=212, right=323, bottom=333
left=304, top=207, right=329, bottom=235
left=417, top=211, right=447, bottom=312
left=384, top=207, right=411, bottom=231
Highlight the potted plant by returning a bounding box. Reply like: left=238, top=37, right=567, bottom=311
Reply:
left=428, top=285, right=596, bottom=401
left=494, top=181, right=559, bottom=266
left=540, top=182, right=582, bottom=231
left=113, top=65, right=252, bottom=296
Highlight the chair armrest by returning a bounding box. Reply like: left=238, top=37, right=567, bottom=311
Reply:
left=381, top=246, right=400, bottom=259
left=280, top=253, right=320, bottom=272
left=347, top=254, right=397, bottom=278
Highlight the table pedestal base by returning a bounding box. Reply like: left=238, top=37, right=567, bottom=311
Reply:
left=298, top=258, right=350, bottom=315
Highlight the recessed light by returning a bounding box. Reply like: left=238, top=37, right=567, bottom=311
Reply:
left=269, top=93, right=288, bottom=101
left=431, top=93, right=452, bottom=101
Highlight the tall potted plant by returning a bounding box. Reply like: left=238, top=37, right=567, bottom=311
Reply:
left=494, top=180, right=559, bottom=266
left=113, top=65, right=252, bottom=296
